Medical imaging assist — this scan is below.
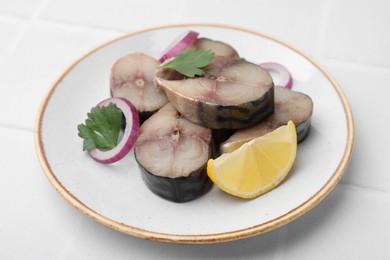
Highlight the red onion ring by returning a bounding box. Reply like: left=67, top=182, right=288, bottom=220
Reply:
left=88, top=97, right=139, bottom=164
left=158, top=30, right=199, bottom=63
left=259, top=62, right=293, bottom=89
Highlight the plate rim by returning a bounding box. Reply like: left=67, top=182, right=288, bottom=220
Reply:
left=34, top=23, right=354, bottom=244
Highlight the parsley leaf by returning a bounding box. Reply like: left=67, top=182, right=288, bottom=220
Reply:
left=158, top=48, right=215, bottom=77
left=77, top=103, right=123, bottom=151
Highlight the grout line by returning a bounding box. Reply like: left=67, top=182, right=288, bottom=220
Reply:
left=0, top=0, right=50, bottom=70
left=0, top=14, right=123, bottom=41
left=58, top=213, right=86, bottom=260
left=30, top=0, right=123, bottom=35
left=0, top=12, right=31, bottom=21
left=35, top=17, right=125, bottom=35
left=0, top=20, right=30, bottom=71
left=277, top=225, right=288, bottom=259
left=315, top=0, right=334, bottom=58
left=0, top=124, right=33, bottom=133
left=320, top=57, right=390, bottom=72
left=0, top=5, right=122, bottom=70
left=0, top=0, right=50, bottom=22
left=38, top=17, right=124, bottom=35
left=30, top=0, right=52, bottom=20
left=338, top=181, right=389, bottom=194
left=0, top=14, right=29, bottom=23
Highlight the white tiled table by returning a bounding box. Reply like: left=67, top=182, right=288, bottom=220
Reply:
left=1, top=1, right=390, bottom=259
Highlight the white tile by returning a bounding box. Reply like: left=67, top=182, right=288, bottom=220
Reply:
left=322, top=61, right=390, bottom=191
left=176, top=0, right=328, bottom=57
left=59, top=222, right=286, bottom=260
left=18, top=177, right=390, bottom=259
left=283, top=185, right=390, bottom=259
left=40, top=0, right=327, bottom=56
left=0, top=128, right=82, bottom=259
left=324, top=0, right=390, bottom=67
left=39, top=0, right=182, bottom=31
left=0, top=21, right=120, bottom=129
left=0, top=0, right=46, bottom=18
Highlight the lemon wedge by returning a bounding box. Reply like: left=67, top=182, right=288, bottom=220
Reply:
left=207, top=120, right=297, bottom=199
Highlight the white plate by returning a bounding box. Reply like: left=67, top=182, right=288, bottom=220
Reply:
left=35, top=24, right=354, bottom=244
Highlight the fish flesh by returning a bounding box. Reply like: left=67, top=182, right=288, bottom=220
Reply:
left=134, top=103, right=213, bottom=202
left=110, top=53, right=168, bottom=122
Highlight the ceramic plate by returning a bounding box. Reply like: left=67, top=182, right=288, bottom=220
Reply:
left=35, top=24, right=354, bottom=244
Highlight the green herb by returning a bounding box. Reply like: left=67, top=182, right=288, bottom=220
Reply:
left=158, top=48, right=215, bottom=77
left=77, top=103, right=123, bottom=151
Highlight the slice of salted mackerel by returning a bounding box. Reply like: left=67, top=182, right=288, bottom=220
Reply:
left=191, top=37, right=239, bottom=59
left=110, top=53, right=169, bottom=122
left=155, top=56, right=274, bottom=129
left=220, top=86, right=313, bottom=153
left=134, top=103, right=213, bottom=202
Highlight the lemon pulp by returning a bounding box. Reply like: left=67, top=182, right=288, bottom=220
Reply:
left=207, top=120, right=297, bottom=199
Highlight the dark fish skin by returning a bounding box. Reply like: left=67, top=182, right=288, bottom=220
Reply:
left=111, top=91, right=157, bottom=125
left=157, top=78, right=275, bottom=129
left=138, top=110, right=156, bottom=125
left=136, top=156, right=213, bottom=203
left=296, top=116, right=311, bottom=143
left=211, top=129, right=236, bottom=157
left=196, top=87, right=275, bottom=129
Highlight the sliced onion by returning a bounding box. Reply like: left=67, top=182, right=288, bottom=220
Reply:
left=88, top=97, right=139, bottom=164
left=259, top=62, right=293, bottom=89
left=158, top=30, right=199, bottom=63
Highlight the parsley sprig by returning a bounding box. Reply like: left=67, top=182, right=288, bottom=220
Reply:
left=158, top=48, right=215, bottom=77
left=77, top=103, right=123, bottom=151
